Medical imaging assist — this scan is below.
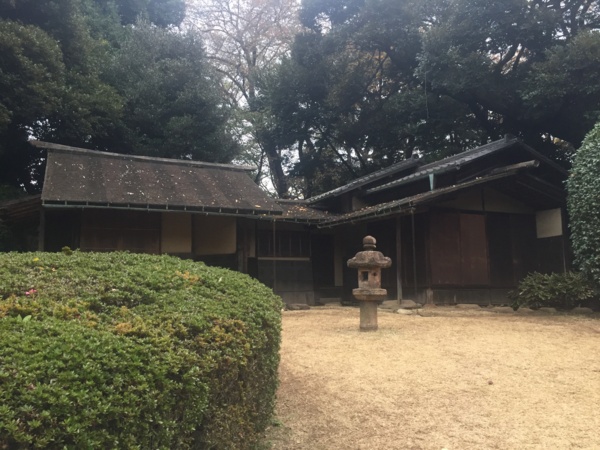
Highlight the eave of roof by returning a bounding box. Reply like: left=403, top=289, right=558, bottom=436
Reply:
left=306, top=156, right=422, bottom=204
left=364, top=136, right=516, bottom=195
left=0, top=195, right=42, bottom=224
left=41, top=201, right=282, bottom=217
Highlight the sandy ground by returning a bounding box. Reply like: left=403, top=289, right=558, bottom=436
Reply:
left=264, top=306, right=600, bottom=450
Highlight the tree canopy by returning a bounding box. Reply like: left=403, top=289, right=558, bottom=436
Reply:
left=1, top=0, right=599, bottom=198
left=258, top=0, right=600, bottom=197
left=0, top=0, right=236, bottom=191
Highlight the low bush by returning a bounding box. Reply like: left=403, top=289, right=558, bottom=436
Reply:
left=0, top=251, right=282, bottom=449
left=509, top=271, right=595, bottom=310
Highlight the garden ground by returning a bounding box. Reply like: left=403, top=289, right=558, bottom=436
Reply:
left=264, top=306, right=600, bottom=450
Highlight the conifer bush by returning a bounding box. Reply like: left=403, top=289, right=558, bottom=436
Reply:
left=0, top=251, right=282, bottom=449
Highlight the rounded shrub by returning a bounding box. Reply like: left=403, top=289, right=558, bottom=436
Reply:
left=0, top=251, right=282, bottom=449
left=567, top=122, right=600, bottom=282
left=509, top=271, right=595, bottom=310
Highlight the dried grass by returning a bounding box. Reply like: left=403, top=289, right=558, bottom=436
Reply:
left=265, top=306, right=600, bottom=450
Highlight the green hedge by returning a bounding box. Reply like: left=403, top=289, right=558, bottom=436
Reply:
left=567, top=122, right=600, bottom=283
left=0, top=251, right=282, bottom=449
left=509, top=271, right=595, bottom=310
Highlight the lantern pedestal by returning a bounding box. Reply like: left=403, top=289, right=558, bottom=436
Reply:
left=353, top=288, right=387, bottom=331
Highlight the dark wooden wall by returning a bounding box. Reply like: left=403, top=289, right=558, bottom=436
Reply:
left=79, top=209, right=160, bottom=253
left=44, top=209, right=81, bottom=251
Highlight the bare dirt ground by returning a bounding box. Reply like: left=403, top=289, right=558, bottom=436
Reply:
left=264, top=306, right=600, bottom=450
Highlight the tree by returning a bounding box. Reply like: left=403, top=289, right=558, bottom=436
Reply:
left=420, top=0, right=600, bottom=157
left=0, top=20, right=67, bottom=188
left=567, top=122, right=600, bottom=283
left=186, top=0, right=301, bottom=196
left=101, top=24, right=239, bottom=161
left=261, top=0, right=600, bottom=196
left=0, top=0, right=237, bottom=190
left=84, top=0, right=186, bottom=28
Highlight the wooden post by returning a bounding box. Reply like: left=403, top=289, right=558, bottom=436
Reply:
left=395, top=216, right=403, bottom=301
left=38, top=208, right=45, bottom=251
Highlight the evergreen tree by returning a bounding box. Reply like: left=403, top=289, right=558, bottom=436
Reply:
left=0, top=0, right=236, bottom=191
left=261, top=0, right=600, bottom=196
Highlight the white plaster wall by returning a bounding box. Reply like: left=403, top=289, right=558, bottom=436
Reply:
left=536, top=208, right=563, bottom=238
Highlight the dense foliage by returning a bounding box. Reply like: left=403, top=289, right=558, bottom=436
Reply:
left=509, top=271, right=596, bottom=310
left=0, top=251, right=282, bottom=449
left=257, top=0, right=600, bottom=197
left=0, top=0, right=237, bottom=191
left=567, top=122, right=600, bottom=282
left=3, top=0, right=600, bottom=198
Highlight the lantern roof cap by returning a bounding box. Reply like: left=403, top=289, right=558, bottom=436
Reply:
left=347, top=236, right=392, bottom=269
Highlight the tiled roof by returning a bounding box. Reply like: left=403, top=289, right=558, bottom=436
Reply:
left=37, top=141, right=282, bottom=216
left=276, top=200, right=339, bottom=222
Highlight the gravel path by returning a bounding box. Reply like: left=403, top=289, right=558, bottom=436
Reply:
left=265, top=306, right=600, bottom=450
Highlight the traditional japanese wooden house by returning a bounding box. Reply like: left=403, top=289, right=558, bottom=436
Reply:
left=16, top=136, right=570, bottom=305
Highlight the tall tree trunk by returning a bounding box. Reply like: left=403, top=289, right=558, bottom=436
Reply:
left=259, top=131, right=288, bottom=198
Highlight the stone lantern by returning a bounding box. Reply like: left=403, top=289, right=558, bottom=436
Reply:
left=347, top=236, right=392, bottom=331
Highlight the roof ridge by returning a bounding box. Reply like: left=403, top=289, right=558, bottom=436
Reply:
left=31, top=141, right=255, bottom=172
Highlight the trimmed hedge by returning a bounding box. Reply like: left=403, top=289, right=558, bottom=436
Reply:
left=567, top=122, right=600, bottom=282
left=0, top=251, right=282, bottom=449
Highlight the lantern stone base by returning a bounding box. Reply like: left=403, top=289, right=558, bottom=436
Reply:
left=353, top=288, right=387, bottom=332
left=359, top=301, right=378, bottom=331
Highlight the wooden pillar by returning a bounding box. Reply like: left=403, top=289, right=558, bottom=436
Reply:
left=411, top=209, right=418, bottom=299
left=38, top=208, right=45, bottom=251
left=395, top=216, right=403, bottom=301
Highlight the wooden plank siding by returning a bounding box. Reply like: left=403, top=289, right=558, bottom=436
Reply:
left=459, top=213, right=490, bottom=286
left=80, top=210, right=160, bottom=254
left=429, top=211, right=490, bottom=287
left=427, top=210, right=549, bottom=289
left=429, top=212, right=461, bottom=285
